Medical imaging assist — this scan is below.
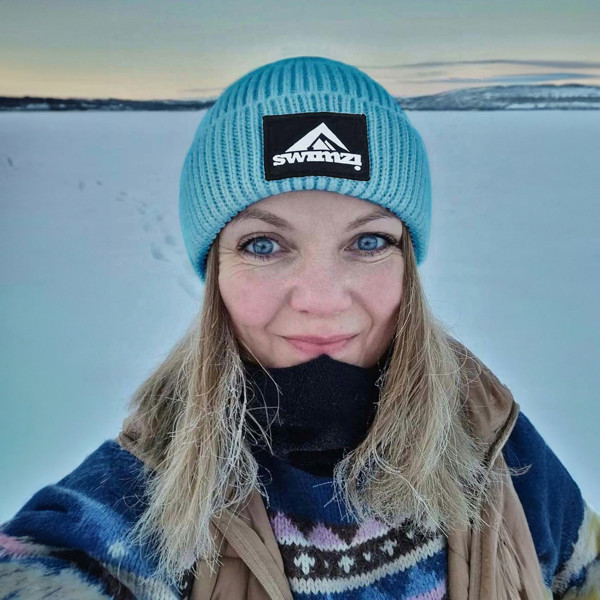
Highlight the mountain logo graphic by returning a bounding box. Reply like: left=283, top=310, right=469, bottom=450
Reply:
left=262, top=112, right=370, bottom=182
left=273, top=122, right=362, bottom=171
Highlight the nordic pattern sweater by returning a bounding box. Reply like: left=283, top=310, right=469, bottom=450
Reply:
left=0, top=411, right=599, bottom=599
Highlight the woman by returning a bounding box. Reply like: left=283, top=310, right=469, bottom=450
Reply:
left=1, top=56, right=598, bottom=600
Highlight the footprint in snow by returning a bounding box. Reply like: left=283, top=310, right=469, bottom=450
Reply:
left=150, top=243, right=168, bottom=262
left=119, top=196, right=200, bottom=299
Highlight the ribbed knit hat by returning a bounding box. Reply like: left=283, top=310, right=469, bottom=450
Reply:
left=179, top=55, right=432, bottom=282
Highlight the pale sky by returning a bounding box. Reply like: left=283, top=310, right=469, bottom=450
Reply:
left=1, top=0, right=599, bottom=100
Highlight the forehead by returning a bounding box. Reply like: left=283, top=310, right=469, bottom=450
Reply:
left=229, top=203, right=400, bottom=232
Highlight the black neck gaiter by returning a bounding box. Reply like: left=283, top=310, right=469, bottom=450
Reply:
left=240, top=344, right=393, bottom=477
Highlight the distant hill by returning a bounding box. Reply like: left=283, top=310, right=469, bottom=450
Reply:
left=399, top=83, right=600, bottom=110
left=0, top=97, right=216, bottom=112
left=1, top=83, right=599, bottom=111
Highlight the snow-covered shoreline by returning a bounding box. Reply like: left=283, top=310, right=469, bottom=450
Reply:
left=2, top=83, right=600, bottom=111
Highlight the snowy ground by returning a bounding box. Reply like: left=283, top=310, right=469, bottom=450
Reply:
left=1, top=110, right=599, bottom=523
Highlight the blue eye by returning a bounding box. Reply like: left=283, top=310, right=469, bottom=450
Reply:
left=238, top=233, right=398, bottom=262
left=355, top=233, right=388, bottom=254
left=241, top=236, right=280, bottom=260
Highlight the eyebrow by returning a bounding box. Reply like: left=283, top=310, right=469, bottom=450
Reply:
left=230, top=206, right=397, bottom=233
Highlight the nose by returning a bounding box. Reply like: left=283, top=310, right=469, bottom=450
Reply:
left=287, top=260, right=353, bottom=316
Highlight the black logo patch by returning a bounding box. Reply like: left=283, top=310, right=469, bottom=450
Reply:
left=263, top=112, right=370, bottom=182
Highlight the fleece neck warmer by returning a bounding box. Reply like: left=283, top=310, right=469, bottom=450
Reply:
left=240, top=344, right=392, bottom=476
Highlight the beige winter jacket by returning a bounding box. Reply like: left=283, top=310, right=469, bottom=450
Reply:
left=118, top=342, right=551, bottom=600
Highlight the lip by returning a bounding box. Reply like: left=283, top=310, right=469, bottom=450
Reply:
left=284, top=334, right=358, bottom=356
left=285, top=334, right=357, bottom=344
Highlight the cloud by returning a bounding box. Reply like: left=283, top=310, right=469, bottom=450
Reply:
left=402, top=72, right=597, bottom=84
left=180, top=87, right=225, bottom=94
left=355, top=59, right=600, bottom=70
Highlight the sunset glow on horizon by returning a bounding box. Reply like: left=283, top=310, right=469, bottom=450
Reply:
left=1, top=0, right=599, bottom=100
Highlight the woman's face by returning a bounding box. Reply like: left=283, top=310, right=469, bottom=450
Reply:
left=218, top=190, right=405, bottom=368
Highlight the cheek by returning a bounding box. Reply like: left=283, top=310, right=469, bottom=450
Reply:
left=219, top=273, right=283, bottom=327
left=358, top=262, right=404, bottom=317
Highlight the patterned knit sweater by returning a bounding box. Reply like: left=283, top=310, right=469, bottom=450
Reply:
left=1, top=411, right=599, bottom=599
left=253, top=446, right=448, bottom=599
left=252, top=411, right=600, bottom=599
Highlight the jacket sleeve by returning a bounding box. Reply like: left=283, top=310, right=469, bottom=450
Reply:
left=0, top=531, right=126, bottom=599
left=0, top=479, right=138, bottom=600
left=551, top=499, right=600, bottom=599
left=502, top=410, right=600, bottom=599
left=0, top=439, right=189, bottom=600
left=0, top=440, right=141, bottom=599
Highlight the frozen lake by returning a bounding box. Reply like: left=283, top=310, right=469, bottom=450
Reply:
left=1, top=109, right=599, bottom=522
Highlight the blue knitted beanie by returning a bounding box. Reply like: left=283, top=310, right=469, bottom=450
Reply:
left=179, top=55, right=432, bottom=282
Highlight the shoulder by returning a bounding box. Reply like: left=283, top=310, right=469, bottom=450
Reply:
left=445, top=335, right=519, bottom=445
left=503, top=410, right=600, bottom=594
left=1, top=439, right=150, bottom=545
left=0, top=439, right=169, bottom=599
left=445, top=335, right=600, bottom=594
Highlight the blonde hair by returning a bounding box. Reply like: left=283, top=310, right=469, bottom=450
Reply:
left=121, top=219, right=509, bottom=588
